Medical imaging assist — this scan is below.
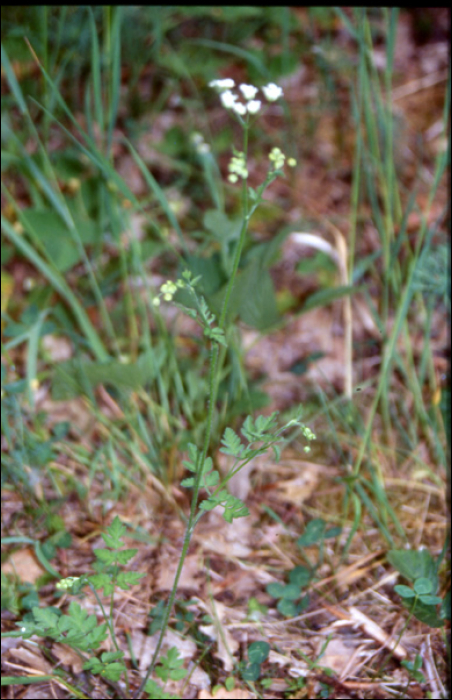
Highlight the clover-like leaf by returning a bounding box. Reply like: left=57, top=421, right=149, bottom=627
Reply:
left=248, top=641, right=270, bottom=665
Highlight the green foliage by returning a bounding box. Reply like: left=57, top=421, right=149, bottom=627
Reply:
left=84, top=651, right=127, bottom=683
left=1, top=572, right=21, bottom=616
left=88, top=516, right=146, bottom=596
left=144, top=679, right=181, bottom=700
left=19, top=601, right=109, bottom=652
left=148, top=599, right=167, bottom=635
left=239, top=640, right=270, bottom=682
left=401, top=654, right=426, bottom=684
left=267, top=519, right=343, bottom=617
left=266, top=566, right=311, bottom=618
left=14, top=515, right=147, bottom=692
left=297, top=518, right=342, bottom=547
left=184, top=412, right=311, bottom=524
left=388, top=549, right=446, bottom=628
left=142, top=647, right=187, bottom=699
left=413, top=242, right=450, bottom=307
left=1, top=362, right=70, bottom=493
left=155, top=647, right=188, bottom=683
left=181, top=443, right=220, bottom=490
left=171, top=271, right=228, bottom=348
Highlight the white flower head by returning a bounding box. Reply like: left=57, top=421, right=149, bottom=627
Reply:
left=262, top=82, right=283, bottom=101
left=220, top=90, right=238, bottom=109
left=209, top=78, right=235, bottom=92
left=239, top=83, right=258, bottom=100
left=247, top=99, right=261, bottom=115
left=231, top=101, right=247, bottom=116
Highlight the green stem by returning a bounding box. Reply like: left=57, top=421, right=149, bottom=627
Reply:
left=134, top=123, right=251, bottom=700
left=88, top=583, right=131, bottom=697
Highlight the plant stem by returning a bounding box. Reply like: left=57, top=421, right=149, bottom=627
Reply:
left=134, top=122, right=251, bottom=700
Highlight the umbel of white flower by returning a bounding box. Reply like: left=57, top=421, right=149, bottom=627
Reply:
left=239, top=83, right=259, bottom=100
left=209, top=78, right=284, bottom=117
left=208, top=78, right=235, bottom=91
left=262, top=82, right=283, bottom=101
left=246, top=99, right=261, bottom=115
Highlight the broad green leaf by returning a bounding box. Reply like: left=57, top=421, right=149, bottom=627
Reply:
left=297, top=518, right=326, bottom=546
left=266, top=582, right=286, bottom=598
left=204, top=209, right=242, bottom=243
left=277, top=599, right=297, bottom=617
left=19, top=208, right=100, bottom=273
left=413, top=578, right=433, bottom=595
left=289, top=566, right=311, bottom=588
left=387, top=549, right=438, bottom=589
left=400, top=597, right=444, bottom=628
left=300, top=285, right=363, bottom=313
left=248, top=641, right=270, bottom=664
left=51, top=353, right=158, bottom=400
left=278, top=584, right=301, bottom=600
left=395, top=585, right=415, bottom=599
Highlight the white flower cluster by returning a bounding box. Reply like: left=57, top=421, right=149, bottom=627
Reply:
left=209, top=78, right=283, bottom=117
left=152, top=279, right=184, bottom=307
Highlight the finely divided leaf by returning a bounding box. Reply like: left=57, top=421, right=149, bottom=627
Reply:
left=220, top=427, right=243, bottom=457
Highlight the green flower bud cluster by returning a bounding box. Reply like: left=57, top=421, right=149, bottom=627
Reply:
left=269, top=147, right=286, bottom=170
left=300, top=425, right=316, bottom=453
left=152, top=279, right=185, bottom=307
left=56, top=576, right=80, bottom=590
left=228, top=151, right=248, bottom=184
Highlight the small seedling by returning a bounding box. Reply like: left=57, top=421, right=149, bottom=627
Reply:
left=266, top=565, right=311, bottom=618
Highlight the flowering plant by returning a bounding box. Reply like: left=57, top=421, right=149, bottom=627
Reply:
left=133, top=80, right=311, bottom=697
